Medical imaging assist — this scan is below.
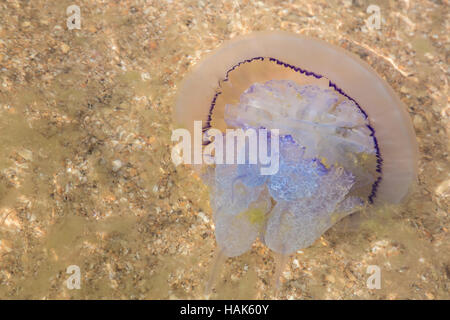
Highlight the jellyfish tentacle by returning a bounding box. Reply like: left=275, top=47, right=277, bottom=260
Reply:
left=205, top=247, right=227, bottom=297
left=272, top=251, right=289, bottom=294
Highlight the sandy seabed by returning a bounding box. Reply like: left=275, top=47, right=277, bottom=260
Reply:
left=0, top=0, right=448, bottom=299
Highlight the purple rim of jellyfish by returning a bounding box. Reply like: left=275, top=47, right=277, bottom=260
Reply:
left=202, top=57, right=383, bottom=204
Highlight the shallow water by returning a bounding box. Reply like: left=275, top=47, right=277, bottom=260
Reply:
left=0, top=0, right=448, bottom=299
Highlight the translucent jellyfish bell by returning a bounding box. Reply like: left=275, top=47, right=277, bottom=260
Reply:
left=174, top=32, right=418, bottom=293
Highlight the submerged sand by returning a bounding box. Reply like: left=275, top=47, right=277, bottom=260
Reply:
left=0, top=0, right=448, bottom=299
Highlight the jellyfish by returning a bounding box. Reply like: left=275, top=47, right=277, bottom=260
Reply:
left=173, top=32, right=418, bottom=294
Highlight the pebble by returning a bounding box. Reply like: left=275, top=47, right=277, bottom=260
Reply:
left=60, top=43, right=70, bottom=54
left=197, top=211, right=209, bottom=224
left=18, top=149, right=33, bottom=161
left=325, top=274, right=335, bottom=283
left=283, top=271, right=292, bottom=280
left=112, top=160, right=123, bottom=172
left=413, top=115, right=424, bottom=130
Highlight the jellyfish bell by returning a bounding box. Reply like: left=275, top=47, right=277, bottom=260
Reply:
left=175, top=31, right=418, bottom=204
left=174, top=31, right=418, bottom=293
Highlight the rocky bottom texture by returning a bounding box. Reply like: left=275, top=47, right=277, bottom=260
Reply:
left=0, top=0, right=448, bottom=299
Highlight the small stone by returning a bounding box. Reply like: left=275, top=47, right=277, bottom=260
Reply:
left=424, top=52, right=434, bottom=60
left=0, top=239, right=12, bottom=253
left=283, top=271, right=292, bottom=280
left=18, top=149, right=33, bottom=161
left=325, top=274, right=335, bottom=283
left=425, top=292, right=435, bottom=299
left=342, top=0, right=352, bottom=7
left=61, top=43, right=70, bottom=54
left=400, top=86, right=410, bottom=94
left=413, top=115, right=424, bottom=130
left=197, top=211, right=209, bottom=224
left=112, top=160, right=123, bottom=172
